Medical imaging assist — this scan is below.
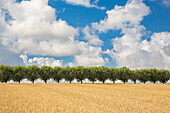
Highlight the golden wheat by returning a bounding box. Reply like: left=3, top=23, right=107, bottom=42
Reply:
left=0, top=83, right=169, bottom=113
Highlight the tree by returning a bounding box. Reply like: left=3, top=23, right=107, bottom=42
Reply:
left=52, top=66, right=63, bottom=83
left=108, top=67, right=117, bottom=83
left=129, top=70, right=139, bottom=84
left=63, top=66, right=76, bottom=83
left=39, top=66, right=53, bottom=83
left=0, top=65, right=13, bottom=83
left=117, top=67, right=130, bottom=84
left=87, top=67, right=98, bottom=83
left=158, top=69, right=170, bottom=84
left=13, top=65, right=26, bottom=83
left=138, top=69, right=150, bottom=84
left=149, top=68, right=159, bottom=84
left=97, top=66, right=109, bottom=83
left=26, top=65, right=40, bottom=83
left=75, top=66, right=87, bottom=83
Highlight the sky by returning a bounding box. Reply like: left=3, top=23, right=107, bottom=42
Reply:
left=0, top=0, right=170, bottom=69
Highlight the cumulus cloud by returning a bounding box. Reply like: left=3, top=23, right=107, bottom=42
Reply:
left=82, top=26, right=103, bottom=46
left=92, top=0, right=150, bottom=33
left=20, top=55, right=63, bottom=67
left=62, top=0, right=105, bottom=9
left=162, top=0, right=170, bottom=7
left=93, top=0, right=170, bottom=69
left=0, top=0, right=106, bottom=66
left=74, top=42, right=105, bottom=66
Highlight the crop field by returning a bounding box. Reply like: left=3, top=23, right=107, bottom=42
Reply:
left=0, top=84, right=170, bottom=113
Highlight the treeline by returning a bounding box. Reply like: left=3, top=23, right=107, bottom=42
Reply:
left=0, top=65, right=170, bottom=84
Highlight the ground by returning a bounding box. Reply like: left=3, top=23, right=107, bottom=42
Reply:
left=0, top=83, right=170, bottom=113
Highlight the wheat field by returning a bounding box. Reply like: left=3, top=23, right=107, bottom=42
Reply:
left=0, top=83, right=169, bottom=113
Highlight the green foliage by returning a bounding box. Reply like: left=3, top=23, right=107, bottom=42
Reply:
left=52, top=66, right=63, bottom=83
left=39, top=66, right=53, bottom=83
left=13, top=65, right=26, bottom=83
left=96, top=66, right=109, bottom=83
left=138, top=69, right=150, bottom=84
left=0, top=65, right=169, bottom=84
left=117, top=67, right=130, bottom=84
left=149, top=68, right=159, bottom=84
left=129, top=70, right=139, bottom=84
left=0, top=65, right=13, bottom=83
left=26, top=65, right=40, bottom=83
left=75, top=66, right=88, bottom=83
left=108, top=67, right=118, bottom=83
left=87, top=67, right=98, bottom=83
left=158, top=69, right=170, bottom=84
left=63, top=66, right=76, bottom=83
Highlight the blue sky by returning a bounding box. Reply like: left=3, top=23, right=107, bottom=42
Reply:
left=0, top=0, right=170, bottom=68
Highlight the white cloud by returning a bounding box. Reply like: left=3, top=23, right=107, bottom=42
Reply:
left=74, top=42, right=105, bottom=66
left=162, top=0, right=170, bottom=7
left=0, top=0, right=105, bottom=67
left=92, top=0, right=150, bottom=33
left=62, top=0, right=105, bottom=9
left=82, top=26, right=103, bottom=46
left=92, top=0, right=170, bottom=69
left=20, top=55, right=63, bottom=67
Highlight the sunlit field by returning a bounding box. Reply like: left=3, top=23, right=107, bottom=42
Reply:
left=0, top=84, right=170, bottom=113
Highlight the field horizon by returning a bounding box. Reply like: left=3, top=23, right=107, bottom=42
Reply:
left=0, top=83, right=170, bottom=113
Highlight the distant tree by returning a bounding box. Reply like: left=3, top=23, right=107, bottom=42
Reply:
left=13, top=65, right=26, bottom=83
left=0, top=65, right=13, bottom=83
left=52, top=66, right=63, bottom=83
left=158, top=69, right=170, bottom=84
left=97, top=66, right=109, bottom=83
left=26, top=65, right=40, bottom=83
left=87, top=67, right=97, bottom=83
left=138, top=69, right=150, bottom=84
left=117, top=67, right=130, bottom=84
left=39, top=66, right=53, bottom=83
left=108, top=67, right=117, bottom=83
left=149, top=68, right=159, bottom=84
left=130, top=70, right=139, bottom=84
left=75, top=66, right=88, bottom=83
left=63, top=66, right=76, bottom=83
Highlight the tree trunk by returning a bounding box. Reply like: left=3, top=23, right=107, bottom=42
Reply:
left=92, top=81, right=94, bottom=84
left=103, top=80, right=105, bottom=84
left=134, top=80, right=136, bottom=84
left=144, top=81, right=145, bottom=84
left=57, top=80, right=60, bottom=83
left=81, top=80, right=83, bottom=84
left=153, top=81, right=155, bottom=84
left=5, top=81, right=7, bottom=83
left=32, top=80, right=34, bottom=83
left=45, top=80, right=47, bottom=83
left=124, top=81, right=125, bottom=84
left=113, top=81, right=115, bottom=83
left=19, top=80, right=20, bottom=83
left=70, top=80, right=72, bottom=83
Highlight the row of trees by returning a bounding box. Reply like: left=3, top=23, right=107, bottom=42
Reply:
left=0, top=65, right=170, bottom=84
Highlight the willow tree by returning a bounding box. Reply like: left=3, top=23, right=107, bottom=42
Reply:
left=52, top=66, right=63, bottom=83
left=117, top=67, right=130, bottom=84
left=0, top=65, right=13, bottom=83
left=39, top=66, right=53, bottom=83
left=158, top=69, right=170, bottom=84
left=75, top=66, right=88, bottom=83
left=13, top=65, right=26, bottom=83
left=129, top=70, right=139, bottom=84
left=138, top=69, right=150, bottom=84
left=149, top=68, right=159, bottom=84
left=97, top=66, right=109, bottom=84
left=108, top=67, right=117, bottom=83
left=63, top=66, right=76, bottom=83
left=26, top=65, right=40, bottom=83
left=87, top=67, right=98, bottom=83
